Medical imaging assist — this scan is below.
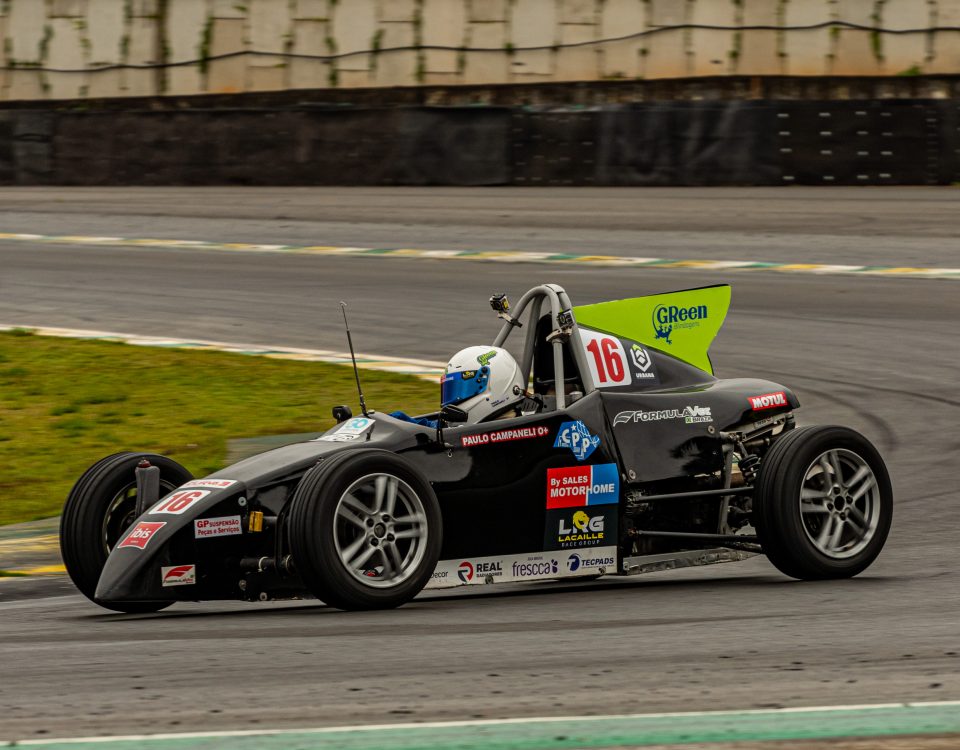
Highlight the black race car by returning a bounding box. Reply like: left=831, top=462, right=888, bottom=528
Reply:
left=60, top=283, right=892, bottom=612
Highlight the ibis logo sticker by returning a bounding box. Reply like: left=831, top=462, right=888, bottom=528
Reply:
left=117, top=521, right=166, bottom=550
left=554, top=420, right=601, bottom=461
left=652, top=303, right=709, bottom=345
left=161, top=564, right=196, bottom=587
left=748, top=391, right=788, bottom=411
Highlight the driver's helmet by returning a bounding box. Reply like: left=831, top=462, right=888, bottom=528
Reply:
left=441, top=346, right=524, bottom=423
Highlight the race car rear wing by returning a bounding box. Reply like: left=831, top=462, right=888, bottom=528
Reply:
left=574, top=284, right=731, bottom=375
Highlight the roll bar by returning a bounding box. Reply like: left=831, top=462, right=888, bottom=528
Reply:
left=491, top=284, right=596, bottom=409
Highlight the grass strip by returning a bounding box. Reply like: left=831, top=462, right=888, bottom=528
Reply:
left=0, top=331, right=436, bottom=526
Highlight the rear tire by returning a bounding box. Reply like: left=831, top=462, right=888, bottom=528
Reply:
left=288, top=450, right=442, bottom=611
left=60, top=452, right=192, bottom=613
left=754, top=425, right=892, bottom=580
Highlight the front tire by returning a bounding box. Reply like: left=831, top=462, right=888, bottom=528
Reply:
left=60, top=452, right=193, bottom=613
left=753, top=425, right=892, bottom=580
left=288, top=450, right=442, bottom=611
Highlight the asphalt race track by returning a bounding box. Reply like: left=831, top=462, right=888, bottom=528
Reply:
left=1, top=187, right=959, bottom=741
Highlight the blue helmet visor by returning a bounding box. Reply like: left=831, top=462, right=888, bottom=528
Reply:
left=441, top=367, right=489, bottom=407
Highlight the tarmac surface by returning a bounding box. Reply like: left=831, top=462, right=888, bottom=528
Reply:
left=1, top=187, right=958, bottom=742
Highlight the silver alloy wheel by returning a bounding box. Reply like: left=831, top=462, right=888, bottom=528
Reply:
left=798, top=448, right=880, bottom=559
left=333, top=473, right=429, bottom=588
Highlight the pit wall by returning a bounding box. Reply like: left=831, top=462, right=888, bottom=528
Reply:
left=2, top=0, right=960, bottom=101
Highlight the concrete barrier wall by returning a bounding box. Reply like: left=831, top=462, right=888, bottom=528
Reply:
left=2, top=100, right=957, bottom=186
left=2, top=0, right=960, bottom=101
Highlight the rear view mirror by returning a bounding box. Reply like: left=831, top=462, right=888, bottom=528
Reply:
left=440, top=405, right=469, bottom=424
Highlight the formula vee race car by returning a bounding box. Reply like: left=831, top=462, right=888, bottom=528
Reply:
left=60, top=283, right=893, bottom=613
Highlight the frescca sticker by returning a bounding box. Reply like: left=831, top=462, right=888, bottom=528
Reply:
left=194, top=516, right=242, bottom=539
left=554, top=421, right=600, bottom=461
left=161, top=564, right=196, bottom=587
left=315, top=417, right=375, bottom=442
left=748, top=391, right=788, bottom=410
left=117, top=521, right=166, bottom=550
left=150, top=489, right=211, bottom=515
left=547, top=464, right=619, bottom=508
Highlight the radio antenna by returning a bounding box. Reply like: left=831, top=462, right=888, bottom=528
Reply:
left=339, top=302, right=369, bottom=417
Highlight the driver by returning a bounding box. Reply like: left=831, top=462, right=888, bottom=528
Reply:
left=391, top=346, right=525, bottom=427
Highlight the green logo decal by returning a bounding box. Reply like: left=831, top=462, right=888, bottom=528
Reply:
left=477, top=350, right=498, bottom=366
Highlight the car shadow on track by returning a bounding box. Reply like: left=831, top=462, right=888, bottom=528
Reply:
left=72, top=572, right=899, bottom=622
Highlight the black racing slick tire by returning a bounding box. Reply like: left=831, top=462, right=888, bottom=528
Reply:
left=60, top=452, right=193, bottom=613
left=288, top=450, right=442, bottom=611
left=753, top=425, right=892, bottom=580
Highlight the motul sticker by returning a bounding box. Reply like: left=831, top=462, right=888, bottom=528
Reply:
left=150, top=489, right=210, bottom=515
left=180, top=479, right=237, bottom=490
left=194, top=516, right=242, bottom=539
left=161, top=564, right=196, bottom=587
left=748, top=391, right=788, bottom=411
left=117, top=521, right=166, bottom=550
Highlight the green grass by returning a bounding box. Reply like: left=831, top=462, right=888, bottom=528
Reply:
left=0, top=332, right=437, bottom=526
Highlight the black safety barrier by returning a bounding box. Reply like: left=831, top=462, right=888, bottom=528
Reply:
left=0, top=101, right=956, bottom=186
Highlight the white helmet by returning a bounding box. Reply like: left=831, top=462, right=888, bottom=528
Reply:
left=441, top=346, right=524, bottom=424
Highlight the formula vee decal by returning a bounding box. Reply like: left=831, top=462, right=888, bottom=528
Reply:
left=161, top=564, right=196, bottom=587
left=424, top=547, right=619, bottom=589
left=546, top=464, right=619, bottom=508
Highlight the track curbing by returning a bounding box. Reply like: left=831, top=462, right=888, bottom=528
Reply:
left=1, top=232, right=959, bottom=280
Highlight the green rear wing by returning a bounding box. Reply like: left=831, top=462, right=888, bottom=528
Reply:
left=573, top=284, right=731, bottom=375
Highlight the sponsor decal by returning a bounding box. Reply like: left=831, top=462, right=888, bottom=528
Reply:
left=545, top=505, right=618, bottom=550
left=194, top=515, right=243, bottom=539
left=424, top=547, right=619, bottom=588
left=461, top=424, right=550, bottom=447
left=150, top=489, right=211, bottom=515
left=512, top=558, right=559, bottom=578
left=567, top=551, right=616, bottom=572
left=748, top=391, right=788, bottom=411
left=316, top=416, right=375, bottom=442
left=554, top=420, right=601, bottom=461
left=613, top=405, right=713, bottom=426
left=476, top=350, right=498, bottom=366
left=652, top=303, right=709, bottom=345
left=161, top=564, right=196, bottom=587
left=457, top=560, right=502, bottom=583
left=628, top=344, right=658, bottom=381
left=117, top=521, right=166, bottom=550
left=546, top=464, right=620, bottom=508
left=179, top=479, right=237, bottom=490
